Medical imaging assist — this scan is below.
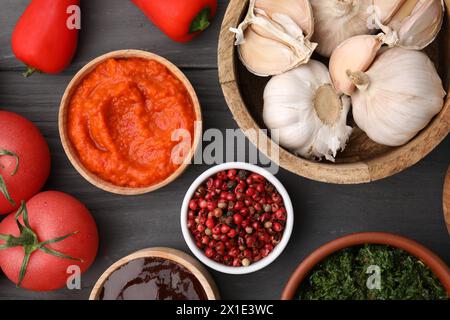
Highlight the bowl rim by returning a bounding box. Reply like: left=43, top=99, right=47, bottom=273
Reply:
left=89, top=247, right=220, bottom=300
left=58, top=49, right=202, bottom=195
left=180, top=162, right=294, bottom=274
left=218, top=0, right=450, bottom=185
left=281, top=232, right=450, bottom=300
left=443, top=166, right=450, bottom=235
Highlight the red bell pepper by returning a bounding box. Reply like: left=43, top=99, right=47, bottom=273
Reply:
left=131, top=0, right=218, bottom=43
left=12, top=0, right=80, bottom=76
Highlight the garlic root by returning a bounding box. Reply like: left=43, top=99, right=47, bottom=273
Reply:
left=314, top=84, right=343, bottom=126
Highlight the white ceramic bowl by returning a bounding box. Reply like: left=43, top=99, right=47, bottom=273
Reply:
left=181, top=162, right=294, bottom=274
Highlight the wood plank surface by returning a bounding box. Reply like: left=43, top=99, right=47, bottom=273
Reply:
left=0, top=0, right=448, bottom=300
left=0, top=0, right=228, bottom=70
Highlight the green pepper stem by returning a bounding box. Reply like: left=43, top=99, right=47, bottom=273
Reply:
left=190, top=7, right=211, bottom=33
left=22, top=67, right=37, bottom=78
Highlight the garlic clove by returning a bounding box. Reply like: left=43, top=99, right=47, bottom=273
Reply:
left=255, top=0, right=314, bottom=38
left=388, top=0, right=421, bottom=30
left=310, top=0, right=374, bottom=57
left=376, top=0, right=445, bottom=50
left=238, top=27, right=306, bottom=77
left=349, top=47, right=445, bottom=146
left=270, top=13, right=307, bottom=40
left=231, top=0, right=317, bottom=76
left=249, top=10, right=290, bottom=43
left=372, top=0, right=407, bottom=24
left=330, top=34, right=383, bottom=96
left=395, top=0, right=445, bottom=50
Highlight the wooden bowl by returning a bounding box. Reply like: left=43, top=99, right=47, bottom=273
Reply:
left=444, top=166, right=450, bottom=235
left=89, top=247, right=220, bottom=300
left=59, top=50, right=202, bottom=195
left=281, top=232, right=450, bottom=299
left=218, top=0, right=450, bottom=184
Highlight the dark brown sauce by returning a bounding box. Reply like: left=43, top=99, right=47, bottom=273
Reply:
left=99, top=257, right=207, bottom=300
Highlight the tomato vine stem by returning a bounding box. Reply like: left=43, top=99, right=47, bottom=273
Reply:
left=0, top=149, right=19, bottom=206
left=0, top=202, right=83, bottom=287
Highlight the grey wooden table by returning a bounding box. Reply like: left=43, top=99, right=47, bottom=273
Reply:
left=0, top=0, right=449, bottom=300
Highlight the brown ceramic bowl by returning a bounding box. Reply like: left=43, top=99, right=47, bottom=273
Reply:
left=89, top=247, right=220, bottom=300
left=281, top=232, right=450, bottom=299
left=59, top=49, right=202, bottom=195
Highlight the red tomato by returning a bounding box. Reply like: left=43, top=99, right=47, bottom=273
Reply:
left=0, top=111, right=51, bottom=215
left=0, top=191, right=98, bottom=291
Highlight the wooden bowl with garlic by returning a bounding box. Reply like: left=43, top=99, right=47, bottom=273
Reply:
left=219, top=0, right=450, bottom=184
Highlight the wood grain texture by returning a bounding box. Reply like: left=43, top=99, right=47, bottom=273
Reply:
left=218, top=0, right=450, bottom=184
left=0, top=0, right=229, bottom=71
left=444, top=166, right=450, bottom=235
left=0, top=0, right=448, bottom=300
left=89, top=247, right=220, bottom=300
left=59, top=50, right=202, bottom=195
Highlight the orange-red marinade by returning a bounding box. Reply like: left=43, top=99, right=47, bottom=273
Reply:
left=68, top=58, right=195, bottom=188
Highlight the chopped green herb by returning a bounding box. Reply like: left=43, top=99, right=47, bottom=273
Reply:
left=298, top=244, right=448, bottom=300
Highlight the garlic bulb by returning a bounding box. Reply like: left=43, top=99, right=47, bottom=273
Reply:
left=263, top=60, right=352, bottom=161
left=310, top=0, right=373, bottom=57
left=231, top=0, right=317, bottom=76
left=349, top=47, right=446, bottom=146
left=377, top=0, right=445, bottom=50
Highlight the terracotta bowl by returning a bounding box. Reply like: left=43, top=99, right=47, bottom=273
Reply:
left=218, top=0, right=450, bottom=184
left=89, top=247, right=220, bottom=300
left=59, top=49, right=202, bottom=195
left=281, top=232, right=450, bottom=299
